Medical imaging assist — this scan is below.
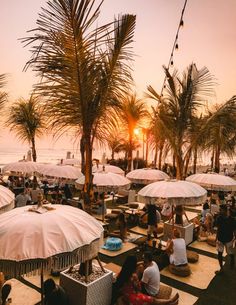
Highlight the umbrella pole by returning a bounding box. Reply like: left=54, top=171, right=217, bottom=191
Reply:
left=40, top=266, right=44, bottom=305
left=171, top=205, right=175, bottom=238
left=96, top=256, right=105, bottom=273
left=85, top=260, right=89, bottom=283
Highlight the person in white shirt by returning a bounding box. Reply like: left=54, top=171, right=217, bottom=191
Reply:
left=15, top=189, right=31, bottom=207
left=141, top=251, right=160, bottom=296
left=166, top=229, right=188, bottom=266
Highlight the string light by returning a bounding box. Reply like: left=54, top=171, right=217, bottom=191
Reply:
left=160, top=0, right=188, bottom=97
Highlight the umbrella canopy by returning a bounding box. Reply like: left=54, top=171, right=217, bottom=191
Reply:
left=92, top=164, right=124, bottom=175
left=2, top=161, right=43, bottom=176
left=0, top=185, right=15, bottom=214
left=126, top=168, right=169, bottom=184
left=75, top=172, right=131, bottom=192
left=186, top=173, right=236, bottom=191
left=37, top=164, right=83, bottom=180
left=138, top=179, right=207, bottom=205
left=0, top=204, right=103, bottom=277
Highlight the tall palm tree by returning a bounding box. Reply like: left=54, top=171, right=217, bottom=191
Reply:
left=22, top=0, right=136, bottom=196
left=6, top=95, right=45, bottom=162
left=199, top=96, right=236, bottom=172
left=116, top=93, right=148, bottom=171
left=147, top=63, right=215, bottom=179
left=0, top=74, right=7, bottom=109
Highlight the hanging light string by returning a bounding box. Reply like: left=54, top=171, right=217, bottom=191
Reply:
left=160, top=0, right=189, bottom=96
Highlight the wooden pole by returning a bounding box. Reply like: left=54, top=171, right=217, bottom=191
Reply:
left=40, top=266, right=44, bottom=305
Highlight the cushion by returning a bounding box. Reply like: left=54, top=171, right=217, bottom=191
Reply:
left=207, top=235, right=216, bottom=247
left=169, top=264, right=191, bottom=277
left=102, top=237, right=123, bottom=251
left=111, top=209, right=122, bottom=214
left=157, top=222, right=164, bottom=234
left=128, top=203, right=139, bottom=209
left=157, top=284, right=172, bottom=299
left=187, top=250, right=199, bottom=263
left=105, top=213, right=119, bottom=220
left=133, top=236, right=147, bottom=246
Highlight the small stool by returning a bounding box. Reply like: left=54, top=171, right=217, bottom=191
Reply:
left=169, top=264, right=191, bottom=277
left=187, top=250, right=199, bottom=263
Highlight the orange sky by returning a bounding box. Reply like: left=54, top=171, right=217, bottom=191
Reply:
left=0, top=0, right=236, bottom=151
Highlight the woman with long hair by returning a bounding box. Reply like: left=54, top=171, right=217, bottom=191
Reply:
left=112, top=255, right=179, bottom=305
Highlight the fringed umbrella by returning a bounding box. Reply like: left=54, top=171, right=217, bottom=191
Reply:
left=0, top=204, right=104, bottom=304
left=0, top=185, right=15, bottom=214
left=126, top=168, right=169, bottom=185
left=186, top=172, right=236, bottom=191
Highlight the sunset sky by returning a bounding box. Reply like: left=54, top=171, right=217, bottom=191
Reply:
left=0, top=0, right=236, bottom=151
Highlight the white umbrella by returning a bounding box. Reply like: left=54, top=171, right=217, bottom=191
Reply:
left=75, top=172, right=131, bottom=192
left=126, top=168, right=169, bottom=185
left=0, top=204, right=103, bottom=303
left=2, top=161, right=43, bottom=176
left=92, top=164, right=124, bottom=175
left=138, top=179, right=207, bottom=206
left=186, top=173, right=236, bottom=191
left=37, top=164, right=83, bottom=180
left=0, top=185, right=15, bottom=214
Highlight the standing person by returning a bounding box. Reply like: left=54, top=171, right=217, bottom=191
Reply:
left=215, top=204, right=236, bottom=274
left=141, top=204, right=161, bottom=240
left=63, top=184, right=72, bottom=200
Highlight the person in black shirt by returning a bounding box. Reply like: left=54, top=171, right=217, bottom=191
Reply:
left=215, top=204, right=236, bottom=274
left=141, top=204, right=161, bottom=240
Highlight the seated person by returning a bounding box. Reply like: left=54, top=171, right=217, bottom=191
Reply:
left=15, top=188, right=32, bottom=207
left=44, top=278, right=69, bottom=305
left=112, top=255, right=179, bottom=305
left=109, top=212, right=127, bottom=241
left=166, top=229, right=188, bottom=266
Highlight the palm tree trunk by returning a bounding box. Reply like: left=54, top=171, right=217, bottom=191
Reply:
left=83, top=133, right=93, bottom=204
left=158, top=143, right=163, bottom=170
left=193, top=147, right=198, bottom=174
left=184, top=148, right=192, bottom=178
left=175, top=152, right=183, bottom=180
left=80, top=135, right=85, bottom=175
left=214, top=145, right=220, bottom=173
left=153, top=145, right=158, bottom=168
left=31, top=138, right=37, bottom=162
left=211, top=150, right=215, bottom=170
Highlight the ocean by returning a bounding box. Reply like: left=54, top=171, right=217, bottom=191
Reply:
left=0, top=146, right=110, bottom=167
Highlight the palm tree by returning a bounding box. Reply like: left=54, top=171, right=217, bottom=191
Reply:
left=199, top=96, right=236, bottom=172
left=6, top=95, right=45, bottom=162
left=22, top=0, right=136, bottom=196
left=0, top=74, right=7, bottom=109
left=116, top=93, right=148, bottom=171
left=147, top=63, right=215, bottom=179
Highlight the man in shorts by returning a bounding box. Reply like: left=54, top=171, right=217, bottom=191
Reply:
left=215, top=204, right=236, bottom=274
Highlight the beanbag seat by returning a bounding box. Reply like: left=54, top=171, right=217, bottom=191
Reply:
left=105, top=213, right=119, bottom=221
left=207, top=235, right=216, bottom=247
left=157, top=284, right=172, bottom=299
left=133, top=236, right=147, bottom=246
left=187, top=250, right=199, bottom=263
left=169, top=263, right=191, bottom=277
left=128, top=203, right=139, bottom=209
